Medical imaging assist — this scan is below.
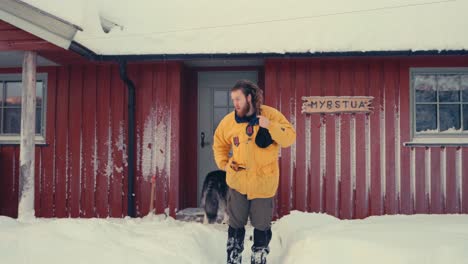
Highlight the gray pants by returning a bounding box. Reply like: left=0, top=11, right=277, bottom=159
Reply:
left=227, top=188, right=273, bottom=231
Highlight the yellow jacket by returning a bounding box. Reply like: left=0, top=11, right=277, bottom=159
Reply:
left=213, top=105, right=296, bottom=199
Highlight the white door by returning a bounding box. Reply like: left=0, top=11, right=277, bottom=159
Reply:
left=197, top=71, right=258, bottom=205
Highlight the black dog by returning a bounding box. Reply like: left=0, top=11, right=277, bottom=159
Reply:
left=200, top=170, right=228, bottom=224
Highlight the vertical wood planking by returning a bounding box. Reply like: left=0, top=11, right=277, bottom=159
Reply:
left=41, top=68, right=57, bottom=217
left=355, top=61, right=368, bottom=219
left=134, top=64, right=144, bottom=216
left=169, top=62, right=182, bottom=217
left=95, top=65, right=111, bottom=217
left=431, top=148, right=442, bottom=213
left=338, top=61, right=352, bottom=219
left=462, top=147, right=468, bottom=213
left=154, top=64, right=167, bottom=214
left=308, top=61, right=322, bottom=213
left=369, top=61, right=383, bottom=216
left=415, top=148, right=428, bottom=213
left=0, top=148, right=17, bottom=216
left=264, top=60, right=280, bottom=218
left=278, top=61, right=292, bottom=216
left=138, top=64, right=154, bottom=216
left=399, top=62, right=412, bottom=214
left=445, top=147, right=458, bottom=213
left=68, top=65, right=83, bottom=217
left=54, top=66, right=70, bottom=217
left=323, top=61, right=338, bottom=217
left=294, top=61, right=307, bottom=211
left=110, top=65, right=124, bottom=217
left=384, top=61, right=397, bottom=214
left=81, top=65, right=97, bottom=217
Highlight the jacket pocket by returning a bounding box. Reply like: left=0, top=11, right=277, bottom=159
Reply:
left=258, top=161, right=278, bottom=177
left=254, top=143, right=278, bottom=167
left=253, top=162, right=279, bottom=198
left=225, top=159, right=247, bottom=194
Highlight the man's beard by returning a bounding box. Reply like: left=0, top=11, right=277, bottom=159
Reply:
left=236, top=102, right=252, bottom=118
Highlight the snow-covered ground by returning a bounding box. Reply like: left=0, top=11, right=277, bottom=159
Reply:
left=1, top=211, right=467, bottom=264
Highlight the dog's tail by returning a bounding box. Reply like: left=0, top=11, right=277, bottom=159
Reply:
left=204, top=185, right=220, bottom=224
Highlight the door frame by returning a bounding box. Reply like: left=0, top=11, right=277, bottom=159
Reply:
left=181, top=66, right=264, bottom=209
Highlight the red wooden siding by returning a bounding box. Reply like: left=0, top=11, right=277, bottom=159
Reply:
left=0, top=62, right=183, bottom=218
left=0, top=20, right=59, bottom=51
left=338, top=61, right=352, bottom=219
left=131, top=62, right=182, bottom=217
left=294, top=61, right=307, bottom=212
left=0, top=147, right=19, bottom=217
left=2, top=54, right=468, bottom=219
left=308, top=62, right=322, bottom=214
left=0, top=20, right=86, bottom=65
left=180, top=69, right=198, bottom=209
left=369, top=61, right=384, bottom=216
left=463, top=148, right=468, bottom=213
left=399, top=62, right=412, bottom=214
left=355, top=62, right=369, bottom=218
left=265, top=56, right=468, bottom=218
left=82, top=65, right=97, bottom=218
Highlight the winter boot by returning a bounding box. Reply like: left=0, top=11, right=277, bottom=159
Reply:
left=227, top=226, right=246, bottom=264
left=251, top=228, right=272, bottom=264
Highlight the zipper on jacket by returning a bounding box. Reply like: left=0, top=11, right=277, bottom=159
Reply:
left=246, top=136, right=256, bottom=197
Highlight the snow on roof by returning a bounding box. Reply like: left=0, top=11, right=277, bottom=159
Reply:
left=20, top=0, right=468, bottom=55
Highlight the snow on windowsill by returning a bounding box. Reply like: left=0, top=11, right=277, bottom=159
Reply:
left=404, top=137, right=468, bottom=147
left=0, top=135, right=47, bottom=146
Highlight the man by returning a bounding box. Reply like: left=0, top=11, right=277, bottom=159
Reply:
left=213, top=80, right=296, bottom=264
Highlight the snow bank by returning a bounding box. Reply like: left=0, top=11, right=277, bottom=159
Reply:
left=0, top=214, right=226, bottom=264
left=274, top=211, right=468, bottom=264
left=1, top=211, right=468, bottom=264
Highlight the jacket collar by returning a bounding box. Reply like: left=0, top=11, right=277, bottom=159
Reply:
left=234, top=111, right=258, bottom=125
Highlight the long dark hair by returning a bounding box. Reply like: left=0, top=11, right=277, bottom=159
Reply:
left=231, top=80, right=263, bottom=114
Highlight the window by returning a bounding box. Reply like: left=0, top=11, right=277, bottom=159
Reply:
left=213, top=88, right=234, bottom=131
left=411, top=68, right=468, bottom=143
left=0, top=73, right=47, bottom=144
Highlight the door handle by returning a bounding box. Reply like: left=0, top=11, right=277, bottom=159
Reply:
left=201, top=132, right=210, bottom=148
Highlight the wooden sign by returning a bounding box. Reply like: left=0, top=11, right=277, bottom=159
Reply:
left=302, top=96, right=374, bottom=114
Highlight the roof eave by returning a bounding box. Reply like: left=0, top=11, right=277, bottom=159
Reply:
left=69, top=41, right=468, bottom=62
left=0, top=0, right=82, bottom=50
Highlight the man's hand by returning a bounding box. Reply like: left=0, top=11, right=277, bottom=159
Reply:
left=257, top=115, right=270, bottom=129
left=225, top=160, right=245, bottom=172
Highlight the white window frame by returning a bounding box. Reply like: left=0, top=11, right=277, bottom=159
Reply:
left=409, top=68, right=468, bottom=145
left=0, top=73, right=47, bottom=144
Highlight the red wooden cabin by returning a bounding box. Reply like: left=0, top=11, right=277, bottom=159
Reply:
left=1, top=0, right=467, bottom=219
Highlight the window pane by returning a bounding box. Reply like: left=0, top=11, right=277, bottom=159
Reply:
left=462, top=75, right=468, bottom=102
left=5, top=82, right=22, bottom=106
left=3, top=108, right=21, bottom=134
left=414, top=75, right=436, bottom=102
left=2, top=107, right=42, bottom=134
left=439, top=104, right=461, bottom=132
left=0, top=81, right=3, bottom=105
left=438, top=74, right=460, bottom=102
left=214, top=90, right=227, bottom=107
left=5, top=81, right=43, bottom=107
left=416, top=104, right=437, bottom=132
left=464, top=105, right=468, bottom=131
left=214, top=108, right=228, bottom=129
left=36, top=108, right=42, bottom=134
left=36, top=81, right=43, bottom=107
